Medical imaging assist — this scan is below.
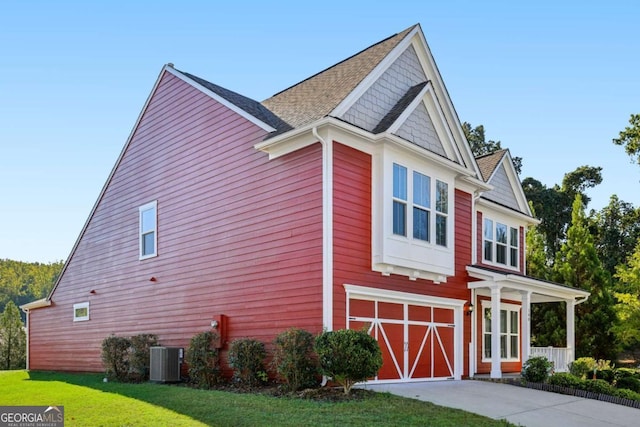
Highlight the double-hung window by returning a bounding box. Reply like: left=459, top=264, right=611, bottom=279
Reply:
left=482, top=304, right=520, bottom=360
left=393, top=164, right=407, bottom=236
left=139, top=201, right=157, bottom=259
left=392, top=163, right=448, bottom=247
left=483, top=217, right=518, bottom=268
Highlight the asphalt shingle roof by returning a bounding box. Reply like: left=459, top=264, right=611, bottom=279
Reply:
left=475, top=149, right=506, bottom=182
left=261, top=25, right=417, bottom=129
left=180, top=70, right=292, bottom=133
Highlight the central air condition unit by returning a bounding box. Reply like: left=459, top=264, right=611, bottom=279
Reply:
left=149, top=346, right=182, bottom=383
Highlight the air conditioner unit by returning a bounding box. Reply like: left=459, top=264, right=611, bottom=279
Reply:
left=150, top=347, right=182, bottom=383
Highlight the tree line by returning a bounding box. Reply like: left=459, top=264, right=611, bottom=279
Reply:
left=0, top=259, right=63, bottom=369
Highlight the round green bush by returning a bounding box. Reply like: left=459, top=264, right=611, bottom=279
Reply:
left=101, top=335, right=131, bottom=382
left=315, top=329, right=382, bottom=394
left=584, top=378, right=615, bottom=395
left=548, top=372, right=585, bottom=389
left=521, top=356, right=553, bottom=383
left=569, top=357, right=596, bottom=379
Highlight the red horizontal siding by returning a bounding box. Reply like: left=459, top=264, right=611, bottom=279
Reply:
left=28, top=71, right=325, bottom=372
left=331, top=143, right=474, bottom=377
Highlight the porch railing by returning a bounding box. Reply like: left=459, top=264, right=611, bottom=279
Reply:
left=530, top=347, right=573, bottom=372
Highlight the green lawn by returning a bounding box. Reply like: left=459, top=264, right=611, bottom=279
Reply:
left=1, top=371, right=511, bottom=426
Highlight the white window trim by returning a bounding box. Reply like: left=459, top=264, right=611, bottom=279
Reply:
left=481, top=300, right=520, bottom=362
left=73, top=302, right=90, bottom=322
left=139, top=200, right=158, bottom=260
left=482, top=216, right=519, bottom=270
left=391, top=162, right=450, bottom=248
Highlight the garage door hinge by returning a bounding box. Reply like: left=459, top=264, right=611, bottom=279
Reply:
left=348, top=317, right=356, bottom=320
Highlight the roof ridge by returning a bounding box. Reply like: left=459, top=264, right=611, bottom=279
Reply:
left=267, top=24, right=419, bottom=100
left=261, top=24, right=418, bottom=128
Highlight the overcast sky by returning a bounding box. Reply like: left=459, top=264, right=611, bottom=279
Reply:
left=1, top=1, right=639, bottom=263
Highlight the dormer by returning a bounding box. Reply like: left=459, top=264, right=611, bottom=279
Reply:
left=475, top=150, right=537, bottom=273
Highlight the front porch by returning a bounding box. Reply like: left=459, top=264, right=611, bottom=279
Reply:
left=467, top=265, right=590, bottom=378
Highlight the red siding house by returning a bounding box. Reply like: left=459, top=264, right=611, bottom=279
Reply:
left=22, top=24, right=589, bottom=381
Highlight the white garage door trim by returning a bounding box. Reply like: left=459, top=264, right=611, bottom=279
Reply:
left=344, top=284, right=465, bottom=382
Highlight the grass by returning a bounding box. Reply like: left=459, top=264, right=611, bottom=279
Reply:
left=1, top=370, right=512, bottom=426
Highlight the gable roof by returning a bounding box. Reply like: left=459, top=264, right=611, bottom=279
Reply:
left=262, top=25, right=417, bottom=128
left=476, top=149, right=507, bottom=181
left=476, top=149, right=534, bottom=218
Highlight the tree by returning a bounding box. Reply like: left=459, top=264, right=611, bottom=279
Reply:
left=611, top=240, right=640, bottom=350
left=613, top=113, right=640, bottom=165
left=0, top=259, right=63, bottom=319
left=553, top=194, right=617, bottom=360
left=0, top=301, right=26, bottom=369
left=462, top=122, right=522, bottom=174
left=590, top=195, right=640, bottom=277
left=523, top=166, right=602, bottom=260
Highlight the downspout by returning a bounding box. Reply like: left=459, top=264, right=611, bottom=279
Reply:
left=312, top=127, right=333, bottom=332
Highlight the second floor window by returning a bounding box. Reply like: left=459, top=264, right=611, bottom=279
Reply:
left=392, top=163, right=448, bottom=247
left=483, top=218, right=518, bottom=268
left=139, top=201, right=157, bottom=259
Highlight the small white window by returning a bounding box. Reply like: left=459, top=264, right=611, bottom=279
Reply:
left=139, top=201, right=157, bottom=259
left=73, top=302, right=90, bottom=322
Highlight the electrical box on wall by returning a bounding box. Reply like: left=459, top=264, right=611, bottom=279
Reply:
left=211, top=314, right=227, bottom=349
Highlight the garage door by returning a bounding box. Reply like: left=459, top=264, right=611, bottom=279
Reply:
left=348, top=297, right=457, bottom=381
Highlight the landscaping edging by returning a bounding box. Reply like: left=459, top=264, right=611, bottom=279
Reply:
left=473, top=377, right=640, bottom=410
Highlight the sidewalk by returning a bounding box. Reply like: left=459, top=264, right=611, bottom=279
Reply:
left=363, top=380, right=638, bottom=427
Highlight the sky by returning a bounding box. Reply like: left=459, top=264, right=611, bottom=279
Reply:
left=1, top=1, right=639, bottom=263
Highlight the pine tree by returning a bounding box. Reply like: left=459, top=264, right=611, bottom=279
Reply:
left=553, top=194, right=617, bottom=360
left=0, top=301, right=26, bottom=369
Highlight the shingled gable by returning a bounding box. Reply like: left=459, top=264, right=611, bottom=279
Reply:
left=262, top=26, right=415, bottom=129
left=260, top=24, right=483, bottom=182
left=476, top=149, right=533, bottom=218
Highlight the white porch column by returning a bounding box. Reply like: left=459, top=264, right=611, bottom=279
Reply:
left=490, top=286, right=502, bottom=378
left=566, top=298, right=576, bottom=363
left=520, top=291, right=531, bottom=363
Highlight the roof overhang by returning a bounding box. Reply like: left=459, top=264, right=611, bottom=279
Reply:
left=254, top=117, right=492, bottom=192
left=20, top=298, right=51, bottom=312
left=467, top=265, right=590, bottom=304
left=476, top=197, right=540, bottom=225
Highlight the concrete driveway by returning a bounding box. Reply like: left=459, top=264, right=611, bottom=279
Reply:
left=362, top=380, right=638, bottom=427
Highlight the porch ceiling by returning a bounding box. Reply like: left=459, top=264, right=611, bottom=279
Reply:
left=466, top=265, right=590, bottom=304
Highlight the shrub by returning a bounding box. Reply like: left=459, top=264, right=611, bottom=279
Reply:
left=228, top=338, right=267, bottom=387
left=101, top=335, right=131, bottom=381
left=548, top=372, right=585, bottom=389
left=521, top=356, right=553, bottom=383
left=569, top=357, right=596, bottom=379
left=584, top=378, right=615, bottom=395
left=613, top=387, right=640, bottom=401
left=616, top=377, right=640, bottom=393
left=315, top=329, right=383, bottom=395
left=129, top=334, right=158, bottom=381
left=186, top=331, right=222, bottom=388
left=595, top=368, right=615, bottom=384
left=272, top=328, right=319, bottom=392
left=616, top=367, right=640, bottom=380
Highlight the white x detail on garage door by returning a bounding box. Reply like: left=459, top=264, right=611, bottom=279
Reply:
left=345, top=284, right=465, bottom=382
